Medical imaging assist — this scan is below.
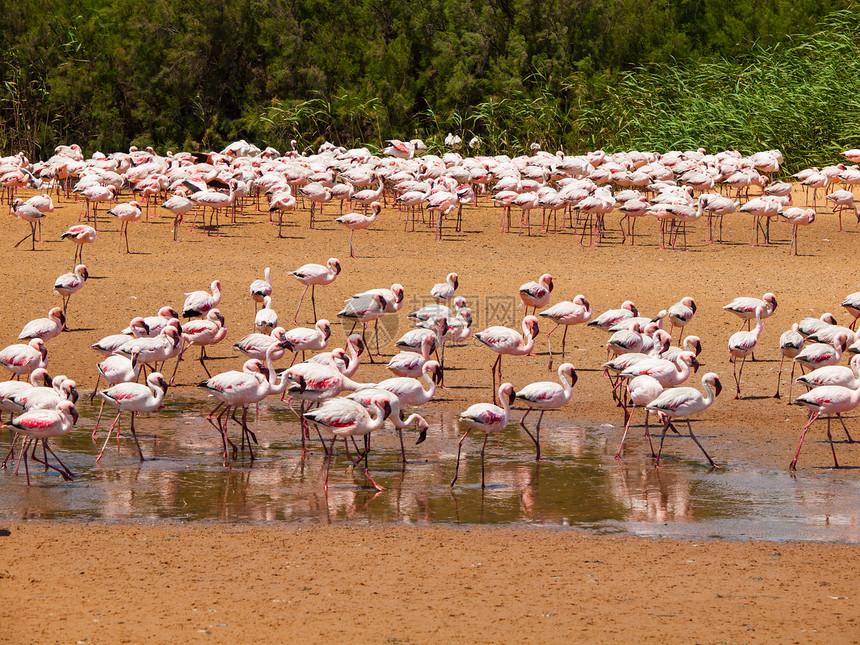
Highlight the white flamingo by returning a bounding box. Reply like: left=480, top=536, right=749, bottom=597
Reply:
left=514, top=363, right=578, bottom=460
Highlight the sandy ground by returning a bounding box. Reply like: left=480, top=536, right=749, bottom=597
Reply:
left=1, top=184, right=859, bottom=642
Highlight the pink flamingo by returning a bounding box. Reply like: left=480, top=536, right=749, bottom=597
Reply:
left=386, top=335, right=434, bottom=377
left=303, top=396, right=392, bottom=491
left=249, top=267, right=273, bottom=314
left=373, top=360, right=443, bottom=407
left=233, top=326, right=288, bottom=362
left=781, top=207, right=815, bottom=255
left=518, top=273, right=554, bottom=316
left=97, top=372, right=169, bottom=462
left=53, top=264, right=88, bottom=325
left=646, top=372, right=722, bottom=468
left=793, top=337, right=849, bottom=372
left=174, top=309, right=228, bottom=380
left=723, top=292, right=778, bottom=331
left=797, top=354, right=860, bottom=391
left=188, top=181, right=237, bottom=235
left=337, top=294, right=388, bottom=361
left=842, top=292, right=860, bottom=330
left=182, top=280, right=221, bottom=318
left=539, top=294, right=591, bottom=368
left=5, top=401, right=78, bottom=485
left=254, top=296, right=278, bottom=333
left=18, top=308, right=65, bottom=344
left=587, top=300, right=639, bottom=331
left=91, top=347, right=142, bottom=436
left=350, top=179, right=384, bottom=213
left=198, top=355, right=273, bottom=465
left=10, top=199, right=45, bottom=250
left=107, top=201, right=142, bottom=253
left=282, top=319, right=331, bottom=366
left=299, top=183, right=332, bottom=228
left=824, top=190, right=857, bottom=232
left=666, top=297, right=696, bottom=343
left=335, top=201, right=382, bottom=258
left=727, top=305, right=765, bottom=398
left=346, top=388, right=431, bottom=463
left=61, top=225, right=96, bottom=264
left=475, top=315, right=539, bottom=403
left=514, top=363, right=578, bottom=460
left=123, top=306, right=181, bottom=338
left=91, top=317, right=150, bottom=357
left=288, top=258, right=342, bottom=323
left=78, top=184, right=116, bottom=229
left=451, top=382, right=516, bottom=487
left=620, top=351, right=699, bottom=389
left=160, top=195, right=194, bottom=241
left=430, top=272, right=459, bottom=304
left=775, top=323, right=805, bottom=401
left=308, top=335, right=365, bottom=377
left=791, top=384, right=860, bottom=470
left=269, top=191, right=297, bottom=237
left=615, top=375, right=664, bottom=459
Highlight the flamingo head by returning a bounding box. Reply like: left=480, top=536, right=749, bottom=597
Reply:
left=64, top=380, right=79, bottom=404
left=318, top=320, right=332, bottom=340
left=348, top=334, right=365, bottom=355
left=500, top=382, right=516, bottom=405
left=541, top=274, right=554, bottom=292
left=683, top=297, right=696, bottom=313
left=524, top=315, right=540, bottom=338
left=763, top=293, right=778, bottom=310
left=31, top=339, right=47, bottom=360
left=686, top=336, right=703, bottom=356
left=690, top=355, right=701, bottom=373
left=426, top=361, right=444, bottom=385
left=622, top=301, right=638, bottom=316
left=76, top=265, right=89, bottom=280
left=576, top=295, right=590, bottom=311
left=328, top=258, right=342, bottom=275
left=711, top=375, right=723, bottom=398
left=563, top=363, right=578, bottom=387
left=391, top=284, right=405, bottom=303
left=449, top=273, right=459, bottom=290
left=415, top=417, right=430, bottom=445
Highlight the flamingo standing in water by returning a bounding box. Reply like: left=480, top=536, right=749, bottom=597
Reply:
left=61, top=225, right=96, bottom=264
left=646, top=372, right=722, bottom=468
left=174, top=309, right=228, bottom=380
left=97, top=372, right=169, bottom=462
left=475, top=315, right=539, bottom=403
left=539, top=295, right=591, bottom=368
left=791, top=384, right=860, bottom=470
left=6, top=400, right=78, bottom=485
left=335, top=201, right=382, bottom=258
left=518, top=273, right=554, bottom=317
left=514, top=363, right=578, bottom=460
left=303, top=396, right=392, bottom=490
left=451, top=382, right=516, bottom=487
left=53, top=264, right=88, bottom=326
left=182, top=280, right=221, bottom=318
left=614, top=375, right=664, bottom=459
left=346, top=387, right=431, bottom=463
left=373, top=360, right=444, bottom=407
left=288, top=258, right=341, bottom=323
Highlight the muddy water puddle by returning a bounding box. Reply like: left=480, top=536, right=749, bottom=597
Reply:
left=1, top=394, right=858, bottom=543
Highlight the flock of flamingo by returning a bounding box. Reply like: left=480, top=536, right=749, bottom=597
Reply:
left=2, top=141, right=860, bottom=254
left=1, top=140, right=860, bottom=489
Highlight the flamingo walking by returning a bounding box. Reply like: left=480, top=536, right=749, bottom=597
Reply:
left=53, top=264, right=89, bottom=326
left=646, top=372, right=722, bottom=468
left=5, top=401, right=78, bottom=485
left=288, top=258, right=342, bottom=323
left=727, top=305, right=765, bottom=399
left=539, top=295, right=591, bottom=368
left=518, top=273, right=554, bottom=316
left=108, top=200, right=142, bottom=253
left=451, top=382, right=516, bottom=487
left=775, top=323, right=805, bottom=401
left=249, top=267, right=273, bottom=313
left=335, top=201, right=382, bottom=258
left=791, top=384, right=860, bottom=470
left=182, top=280, right=222, bottom=318
left=97, top=372, right=169, bottom=462
left=475, top=315, right=539, bottom=403
left=173, top=309, right=228, bottom=380
left=723, top=293, right=778, bottom=331
left=61, top=225, right=96, bottom=264
left=514, top=363, right=578, bottom=460
left=160, top=195, right=194, bottom=241
left=346, top=388, right=431, bottom=463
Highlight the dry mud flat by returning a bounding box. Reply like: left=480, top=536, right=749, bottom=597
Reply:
left=0, top=186, right=859, bottom=642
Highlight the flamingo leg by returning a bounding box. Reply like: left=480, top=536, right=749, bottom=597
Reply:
left=97, top=410, right=124, bottom=463
left=836, top=413, right=854, bottom=443
left=615, top=403, right=636, bottom=459
left=686, top=419, right=718, bottom=468
left=655, top=415, right=671, bottom=467
left=450, top=427, right=472, bottom=486
left=790, top=412, right=820, bottom=470
left=774, top=354, right=786, bottom=399
left=480, top=432, right=489, bottom=488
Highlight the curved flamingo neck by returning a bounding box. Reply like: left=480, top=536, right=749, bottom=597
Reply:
left=557, top=368, right=574, bottom=402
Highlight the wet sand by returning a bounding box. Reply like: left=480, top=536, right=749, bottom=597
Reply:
left=1, top=186, right=859, bottom=641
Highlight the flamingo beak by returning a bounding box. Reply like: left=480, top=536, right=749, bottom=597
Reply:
left=570, top=369, right=578, bottom=387
left=507, top=390, right=516, bottom=405
left=631, top=305, right=640, bottom=317
left=695, top=340, right=702, bottom=355
left=416, top=423, right=428, bottom=445
left=690, top=301, right=697, bottom=314
left=44, top=374, right=53, bottom=387
left=692, top=357, right=701, bottom=373
left=69, top=387, right=79, bottom=404
left=583, top=299, right=590, bottom=310
left=71, top=407, right=79, bottom=424
left=159, top=377, right=169, bottom=393
left=714, top=379, right=723, bottom=397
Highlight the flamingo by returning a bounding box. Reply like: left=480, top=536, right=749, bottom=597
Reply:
left=198, top=355, right=273, bottom=465
left=825, top=190, right=857, bottom=231
left=430, top=273, right=459, bottom=304
left=614, top=375, right=664, bottom=459
left=182, top=280, right=221, bottom=318
left=78, top=184, right=117, bottom=229
left=337, top=293, right=388, bottom=361
left=9, top=199, right=45, bottom=250
left=0, top=368, right=51, bottom=421
left=587, top=300, right=639, bottom=331
left=793, top=337, right=849, bottom=372
left=335, top=201, right=382, bottom=258
left=798, top=313, right=839, bottom=338
left=723, top=292, right=778, bottom=330
left=386, top=335, right=434, bottom=377
left=5, top=400, right=78, bottom=485
left=666, top=297, right=696, bottom=343
left=842, top=292, right=860, bottom=331
left=249, top=267, right=273, bottom=314
left=775, top=323, right=805, bottom=401
left=91, top=347, right=142, bottom=435
left=797, top=354, right=860, bottom=391
left=514, top=363, right=578, bottom=461
left=173, top=309, right=228, bottom=380
left=11, top=375, right=78, bottom=411
left=791, top=384, right=860, bottom=470
left=475, top=316, right=539, bottom=403
left=60, top=225, right=96, bottom=264
left=187, top=181, right=237, bottom=235
left=451, top=382, right=516, bottom=487
left=781, top=207, right=816, bottom=256
left=346, top=388, right=431, bottom=463
left=373, top=360, right=443, bottom=407
left=727, top=305, right=765, bottom=399
left=53, top=264, right=89, bottom=326
left=282, top=319, right=331, bottom=366
left=254, top=296, right=279, bottom=333
left=299, top=183, right=331, bottom=228
left=646, top=372, right=722, bottom=468
left=160, top=195, right=194, bottom=241
left=233, top=327, right=289, bottom=361
left=620, top=351, right=699, bottom=389
left=303, top=396, right=392, bottom=490
left=116, top=325, right=182, bottom=376
left=288, top=258, right=341, bottom=324
left=518, top=273, right=554, bottom=316
left=97, top=372, right=169, bottom=462
left=269, top=190, right=297, bottom=237
left=18, top=308, right=65, bottom=344
left=539, top=295, right=591, bottom=368
left=123, top=306, right=181, bottom=338
left=350, top=179, right=384, bottom=213
left=91, top=317, right=150, bottom=357
left=107, top=200, right=142, bottom=253
left=407, top=295, right=467, bottom=324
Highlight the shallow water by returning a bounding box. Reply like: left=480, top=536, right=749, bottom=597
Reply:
left=1, top=394, right=858, bottom=543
